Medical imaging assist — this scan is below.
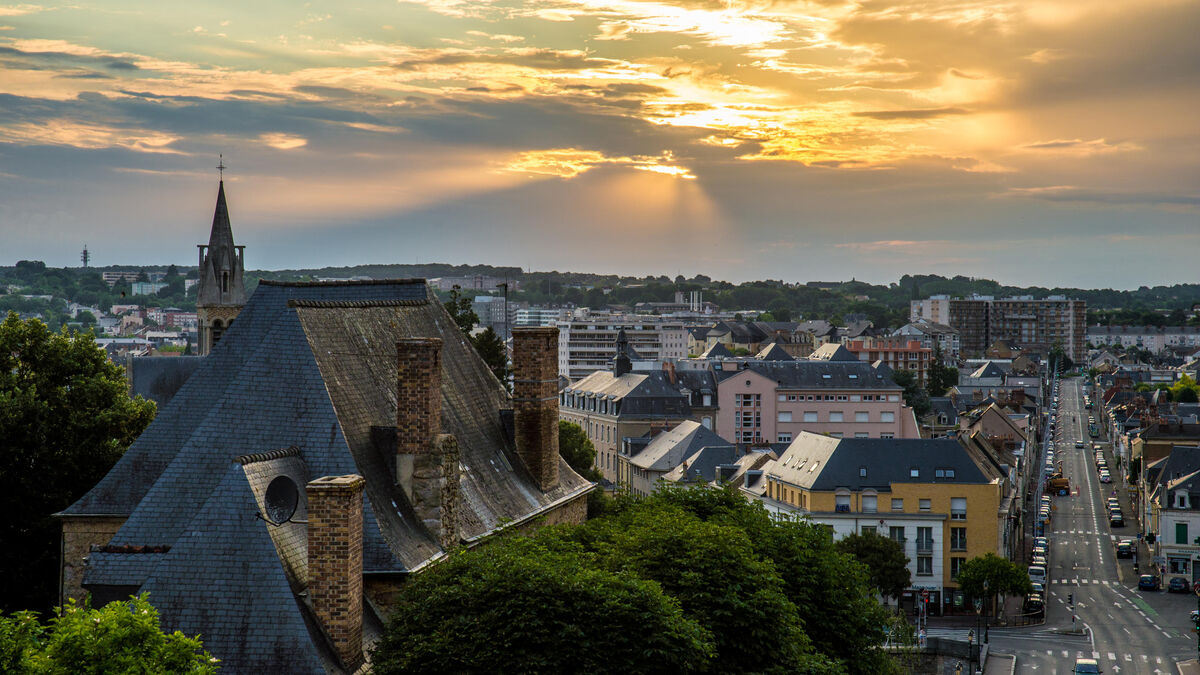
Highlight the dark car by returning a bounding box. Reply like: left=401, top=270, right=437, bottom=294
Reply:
left=1110, top=511, right=1124, bottom=527
left=1024, top=594, right=1045, bottom=613
left=1116, top=541, right=1133, bottom=558
left=1138, top=574, right=1160, bottom=591
left=1169, top=577, right=1191, bottom=593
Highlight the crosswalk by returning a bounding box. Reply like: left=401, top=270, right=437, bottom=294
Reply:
left=1029, top=649, right=1175, bottom=673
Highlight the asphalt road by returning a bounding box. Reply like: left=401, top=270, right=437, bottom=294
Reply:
left=988, top=377, right=1199, bottom=674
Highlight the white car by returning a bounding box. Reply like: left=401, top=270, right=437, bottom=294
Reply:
left=1099, top=471, right=1112, bottom=484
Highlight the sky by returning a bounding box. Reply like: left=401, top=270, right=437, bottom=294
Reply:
left=0, top=0, right=1197, bottom=287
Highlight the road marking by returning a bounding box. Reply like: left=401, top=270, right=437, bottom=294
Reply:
left=1108, top=652, right=1116, bottom=660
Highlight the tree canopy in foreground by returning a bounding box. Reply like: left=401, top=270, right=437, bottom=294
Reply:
left=373, top=485, right=897, bottom=675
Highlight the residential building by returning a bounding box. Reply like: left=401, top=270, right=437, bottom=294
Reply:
left=554, top=316, right=688, bottom=381
left=714, top=349, right=920, bottom=444
left=911, top=295, right=1086, bottom=362
left=1144, top=446, right=1200, bottom=578
left=1088, top=326, right=1200, bottom=354
left=57, top=280, right=593, bottom=673
left=754, top=432, right=1007, bottom=614
left=620, top=421, right=734, bottom=496
left=893, top=321, right=961, bottom=363
left=131, top=281, right=166, bottom=296
left=515, top=307, right=570, bottom=326
left=101, top=271, right=140, bottom=286
left=1131, top=423, right=1200, bottom=469
left=429, top=274, right=520, bottom=292
left=845, top=338, right=932, bottom=385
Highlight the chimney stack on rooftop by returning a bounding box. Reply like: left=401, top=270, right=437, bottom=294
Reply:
left=306, top=475, right=365, bottom=671
left=512, top=327, right=560, bottom=491
left=396, top=338, right=460, bottom=548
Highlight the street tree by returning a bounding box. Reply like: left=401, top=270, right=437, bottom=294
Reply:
left=371, top=538, right=713, bottom=674
left=0, top=313, right=156, bottom=613
left=835, top=531, right=911, bottom=607
left=0, top=594, right=218, bottom=674
left=471, top=326, right=510, bottom=392
left=926, top=346, right=958, bottom=397
left=956, top=552, right=1031, bottom=616
left=892, top=369, right=931, bottom=417
left=442, top=285, right=478, bottom=334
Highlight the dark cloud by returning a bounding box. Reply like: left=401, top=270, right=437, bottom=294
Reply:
left=53, top=71, right=115, bottom=80
left=852, top=106, right=969, bottom=119
left=1008, top=187, right=1200, bottom=208
left=0, top=45, right=140, bottom=72
left=392, top=48, right=620, bottom=72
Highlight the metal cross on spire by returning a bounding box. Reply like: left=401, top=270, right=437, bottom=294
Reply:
left=217, top=154, right=226, bottom=180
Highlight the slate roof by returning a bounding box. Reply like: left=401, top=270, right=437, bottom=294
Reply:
left=809, top=343, right=859, bottom=362
left=755, top=342, right=794, bottom=361
left=969, top=361, right=1007, bottom=379
left=566, top=370, right=691, bottom=418
left=628, top=420, right=733, bottom=471
left=64, top=279, right=592, bottom=674
left=715, top=360, right=900, bottom=390
left=661, top=444, right=739, bottom=483
left=701, top=342, right=733, bottom=358
left=769, top=432, right=998, bottom=491
left=127, top=356, right=205, bottom=407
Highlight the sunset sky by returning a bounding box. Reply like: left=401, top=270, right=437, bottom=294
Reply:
left=0, top=0, right=1196, bottom=286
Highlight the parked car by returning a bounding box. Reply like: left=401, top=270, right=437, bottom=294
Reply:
left=1110, top=511, right=1124, bottom=527
left=1032, top=555, right=1048, bottom=568
left=1035, top=537, right=1048, bottom=549
left=1075, top=441, right=1085, bottom=449
left=1031, top=582, right=1046, bottom=598
left=1139, top=574, right=1160, bottom=590
left=1029, top=565, right=1047, bottom=584
left=1116, top=541, right=1133, bottom=558
left=1107, top=498, right=1120, bottom=511
left=1024, top=594, right=1045, bottom=613
left=1033, top=545, right=1048, bottom=559
left=1169, top=577, right=1191, bottom=593
left=1100, top=472, right=1112, bottom=484
left=1073, top=657, right=1101, bottom=674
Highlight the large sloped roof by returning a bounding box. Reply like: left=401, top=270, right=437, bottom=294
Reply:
left=66, top=279, right=592, bottom=674
left=629, top=420, right=732, bottom=471
left=714, top=359, right=900, bottom=390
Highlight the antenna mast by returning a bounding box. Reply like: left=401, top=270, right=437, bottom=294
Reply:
left=80, top=245, right=90, bottom=268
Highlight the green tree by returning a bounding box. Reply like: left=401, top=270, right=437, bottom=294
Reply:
left=1170, top=374, right=1200, bottom=403
left=442, top=286, right=478, bottom=335
left=955, top=553, right=1031, bottom=617
left=0, top=313, right=157, bottom=613
left=74, top=311, right=96, bottom=326
left=926, top=345, right=958, bottom=397
left=470, top=327, right=510, bottom=392
left=371, top=539, right=713, bottom=675
left=0, top=594, right=218, bottom=674
left=559, top=421, right=601, bottom=481
left=835, top=531, right=911, bottom=607
left=892, top=369, right=931, bottom=417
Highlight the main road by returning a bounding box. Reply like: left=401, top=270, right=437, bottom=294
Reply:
left=987, top=377, right=1198, bottom=673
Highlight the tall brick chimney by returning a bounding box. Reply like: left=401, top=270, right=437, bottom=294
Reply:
left=306, top=475, right=365, bottom=671
left=396, top=338, right=459, bottom=548
left=512, top=327, right=560, bottom=491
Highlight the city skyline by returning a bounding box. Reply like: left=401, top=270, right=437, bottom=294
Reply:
left=0, top=0, right=1197, bottom=287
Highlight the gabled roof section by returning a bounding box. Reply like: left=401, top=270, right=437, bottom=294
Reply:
left=715, top=359, right=899, bottom=390
left=969, top=361, right=1006, bottom=379
left=629, top=420, right=732, bottom=471
left=701, top=342, right=733, bottom=358
left=662, top=444, right=738, bottom=483
left=809, top=343, right=858, bottom=362
left=755, top=342, right=794, bottom=361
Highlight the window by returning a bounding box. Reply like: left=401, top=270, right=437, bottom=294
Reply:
left=950, top=557, right=966, bottom=580
left=850, top=395, right=861, bottom=401
left=891, top=498, right=904, bottom=511
left=778, top=411, right=793, bottom=423
left=950, top=527, right=967, bottom=551
left=881, top=432, right=895, bottom=439
left=916, top=526, right=933, bottom=552
left=919, top=498, right=931, bottom=512
left=888, top=395, right=900, bottom=402
left=830, top=411, right=844, bottom=422
left=880, top=411, right=895, bottom=423
left=837, top=395, right=848, bottom=401
left=777, top=432, right=792, bottom=443
left=854, top=432, right=869, bottom=438
left=829, top=432, right=843, bottom=438
left=862, top=525, right=876, bottom=535
left=917, top=556, right=933, bottom=576
left=803, top=411, right=818, bottom=423
left=855, top=411, right=869, bottom=423
left=778, top=394, right=787, bottom=402
left=910, top=467, right=920, bottom=478
left=889, top=526, right=905, bottom=543
left=951, top=498, right=967, bottom=520
left=1177, top=522, right=1189, bottom=545
left=835, top=493, right=851, bottom=512
left=862, top=494, right=877, bottom=513
left=859, top=466, right=868, bottom=477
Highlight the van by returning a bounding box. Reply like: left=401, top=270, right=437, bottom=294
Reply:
left=1028, top=565, right=1047, bottom=584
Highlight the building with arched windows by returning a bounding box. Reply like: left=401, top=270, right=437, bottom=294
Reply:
left=196, top=179, right=245, bottom=355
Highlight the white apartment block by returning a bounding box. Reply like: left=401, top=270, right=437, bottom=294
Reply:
left=1088, top=326, right=1200, bottom=354
left=554, top=317, right=688, bottom=381
left=515, top=307, right=570, bottom=326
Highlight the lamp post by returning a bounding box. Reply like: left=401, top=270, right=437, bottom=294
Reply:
left=967, top=629, right=975, bottom=674
left=982, top=580, right=990, bottom=644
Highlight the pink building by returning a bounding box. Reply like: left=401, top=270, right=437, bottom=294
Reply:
left=846, top=338, right=932, bottom=386
left=715, top=360, right=920, bottom=443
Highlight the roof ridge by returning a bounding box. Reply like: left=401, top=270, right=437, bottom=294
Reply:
left=236, top=446, right=301, bottom=465
left=259, top=278, right=427, bottom=287
left=287, top=298, right=429, bottom=308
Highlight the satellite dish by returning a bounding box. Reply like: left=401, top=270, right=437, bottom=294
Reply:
left=264, top=476, right=299, bottom=524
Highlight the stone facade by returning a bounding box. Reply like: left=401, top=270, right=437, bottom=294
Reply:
left=197, top=304, right=241, bottom=355
left=58, top=516, right=125, bottom=606
left=513, top=327, right=560, bottom=491
left=306, top=475, right=365, bottom=671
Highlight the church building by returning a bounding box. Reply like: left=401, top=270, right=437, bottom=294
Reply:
left=195, top=178, right=245, bottom=355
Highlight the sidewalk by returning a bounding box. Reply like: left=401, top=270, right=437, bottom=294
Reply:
left=984, top=651, right=1015, bottom=675
left=924, top=594, right=1033, bottom=630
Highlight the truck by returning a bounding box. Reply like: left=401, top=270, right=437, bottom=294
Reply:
left=1048, top=472, right=1070, bottom=495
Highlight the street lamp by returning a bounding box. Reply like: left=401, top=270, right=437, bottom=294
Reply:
left=967, top=629, right=975, bottom=674
left=982, top=580, right=990, bottom=644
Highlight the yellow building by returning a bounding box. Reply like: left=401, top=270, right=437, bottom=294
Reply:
left=756, top=431, right=1008, bottom=614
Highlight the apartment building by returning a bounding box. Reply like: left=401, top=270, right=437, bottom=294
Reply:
left=893, top=321, right=960, bottom=363
left=554, top=316, right=688, bottom=381
left=911, top=295, right=1086, bottom=361
left=1088, top=326, right=1200, bottom=354
left=845, top=338, right=932, bottom=385
left=713, top=358, right=920, bottom=444
left=515, top=307, right=570, bottom=326
left=755, top=432, right=1006, bottom=615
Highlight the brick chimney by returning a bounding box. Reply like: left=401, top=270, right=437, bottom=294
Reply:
left=306, top=475, right=365, bottom=671
left=512, top=327, right=560, bottom=491
left=396, top=338, right=459, bottom=548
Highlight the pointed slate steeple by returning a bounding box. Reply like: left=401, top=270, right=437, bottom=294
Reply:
left=196, top=172, right=246, bottom=356
left=612, top=329, right=633, bottom=377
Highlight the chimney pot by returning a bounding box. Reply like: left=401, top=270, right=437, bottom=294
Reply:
left=512, top=327, right=561, bottom=491
left=306, top=474, right=365, bottom=671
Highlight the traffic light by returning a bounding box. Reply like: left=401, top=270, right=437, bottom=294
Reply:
left=1068, top=593, right=1074, bottom=606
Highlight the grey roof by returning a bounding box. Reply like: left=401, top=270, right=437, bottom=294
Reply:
left=842, top=320, right=876, bottom=339
left=662, top=444, right=739, bottom=483
left=629, top=421, right=733, bottom=471
left=196, top=181, right=246, bottom=307
left=928, top=397, right=959, bottom=424
left=755, top=342, right=794, bottom=361
left=769, top=432, right=997, bottom=491
left=127, top=356, right=204, bottom=407
left=809, top=343, right=859, bottom=362
left=701, top=342, right=733, bottom=358
left=969, top=361, right=1007, bottom=379
left=797, top=320, right=835, bottom=337
left=567, top=370, right=691, bottom=418
left=67, top=279, right=592, bottom=673
left=715, top=360, right=900, bottom=390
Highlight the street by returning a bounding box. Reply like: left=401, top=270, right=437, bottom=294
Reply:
left=987, top=377, right=1199, bottom=673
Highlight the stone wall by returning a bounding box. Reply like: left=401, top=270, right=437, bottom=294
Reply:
left=59, top=516, right=125, bottom=606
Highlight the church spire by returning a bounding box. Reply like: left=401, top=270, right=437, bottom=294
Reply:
left=196, top=163, right=246, bottom=355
